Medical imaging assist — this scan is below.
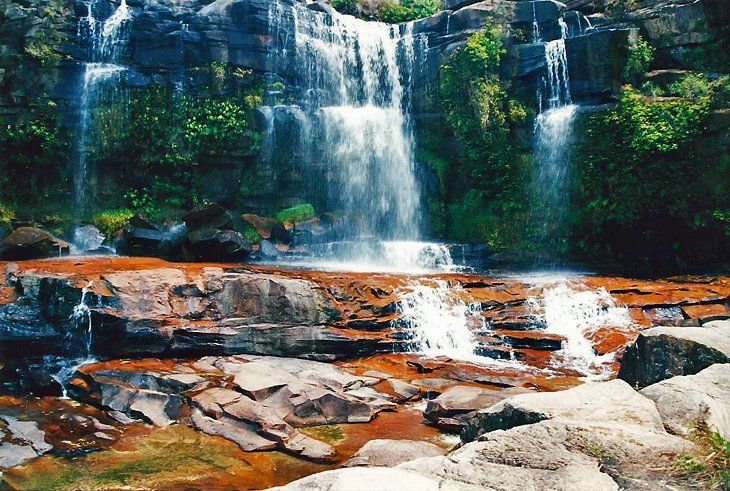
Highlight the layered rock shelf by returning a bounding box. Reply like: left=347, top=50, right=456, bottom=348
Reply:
left=1, top=256, right=729, bottom=489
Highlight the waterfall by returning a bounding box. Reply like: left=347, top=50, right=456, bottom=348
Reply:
left=527, top=280, right=631, bottom=378
left=394, top=281, right=482, bottom=359
left=532, top=17, right=577, bottom=258
left=265, top=4, right=434, bottom=270
left=52, top=281, right=97, bottom=397
left=73, top=0, right=130, bottom=217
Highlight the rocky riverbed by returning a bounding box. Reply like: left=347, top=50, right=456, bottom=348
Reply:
left=0, top=257, right=729, bottom=490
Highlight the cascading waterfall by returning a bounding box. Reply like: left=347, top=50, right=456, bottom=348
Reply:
left=532, top=17, right=577, bottom=258
left=265, top=4, right=442, bottom=271
left=52, top=281, right=97, bottom=397
left=394, top=281, right=482, bottom=360
left=73, top=0, right=130, bottom=219
left=527, top=280, right=631, bottom=378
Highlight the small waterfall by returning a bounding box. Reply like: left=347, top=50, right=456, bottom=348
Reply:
left=532, top=17, right=577, bottom=258
left=527, top=281, right=631, bottom=378
left=73, top=0, right=130, bottom=217
left=265, top=4, right=430, bottom=270
left=394, top=281, right=482, bottom=359
left=53, top=281, right=97, bottom=396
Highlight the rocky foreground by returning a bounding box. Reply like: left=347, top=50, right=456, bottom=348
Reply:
left=0, top=257, right=729, bottom=490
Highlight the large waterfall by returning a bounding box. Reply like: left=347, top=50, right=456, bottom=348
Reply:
left=532, top=18, right=578, bottom=258
left=265, top=4, right=441, bottom=271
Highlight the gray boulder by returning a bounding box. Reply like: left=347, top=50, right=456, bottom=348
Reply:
left=641, top=363, right=730, bottom=439
left=618, top=321, right=730, bottom=387
left=345, top=439, right=447, bottom=468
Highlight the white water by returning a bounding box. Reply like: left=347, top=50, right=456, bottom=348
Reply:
left=527, top=280, right=631, bottom=378
left=54, top=281, right=97, bottom=397
left=74, top=0, right=130, bottom=216
left=276, top=240, right=455, bottom=274
left=532, top=17, right=577, bottom=256
left=265, top=4, right=435, bottom=270
left=395, top=281, right=482, bottom=359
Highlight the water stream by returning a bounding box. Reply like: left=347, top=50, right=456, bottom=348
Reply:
left=532, top=17, right=578, bottom=258
left=73, top=0, right=130, bottom=219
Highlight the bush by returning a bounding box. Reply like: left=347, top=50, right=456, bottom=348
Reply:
left=91, top=209, right=134, bottom=237
left=331, top=0, right=360, bottom=16
left=378, top=0, right=439, bottom=23
left=0, top=203, right=15, bottom=223
left=623, top=36, right=654, bottom=83
left=434, top=26, right=530, bottom=246
left=276, top=204, right=316, bottom=225
left=0, top=102, right=67, bottom=203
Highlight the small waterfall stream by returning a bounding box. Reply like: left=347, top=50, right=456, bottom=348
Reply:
left=52, top=281, right=97, bottom=397
left=74, top=0, right=130, bottom=217
left=532, top=17, right=578, bottom=258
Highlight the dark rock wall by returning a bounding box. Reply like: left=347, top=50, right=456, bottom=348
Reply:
left=0, top=0, right=726, bottom=210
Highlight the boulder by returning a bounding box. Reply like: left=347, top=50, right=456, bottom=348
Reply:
left=457, top=379, right=692, bottom=488
left=617, top=321, right=730, bottom=387
left=187, top=228, right=252, bottom=261
left=641, top=363, right=730, bottom=439
left=241, top=213, right=287, bottom=242
left=183, top=203, right=243, bottom=233
left=424, top=385, right=507, bottom=430
left=345, top=439, right=447, bottom=468
left=0, top=227, right=70, bottom=260
left=258, top=239, right=280, bottom=260
left=0, top=221, right=13, bottom=241
left=102, top=268, right=189, bottom=318
left=0, top=416, right=53, bottom=468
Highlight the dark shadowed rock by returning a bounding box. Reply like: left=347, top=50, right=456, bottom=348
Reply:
left=187, top=228, right=252, bottom=261
left=0, top=227, right=70, bottom=260
left=618, top=321, right=730, bottom=387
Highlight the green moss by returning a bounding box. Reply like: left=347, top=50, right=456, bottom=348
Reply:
left=299, top=425, right=345, bottom=445
left=276, top=204, right=316, bottom=225
left=243, top=224, right=262, bottom=243
left=91, top=209, right=134, bottom=237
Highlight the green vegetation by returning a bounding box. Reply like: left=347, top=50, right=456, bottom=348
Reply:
left=93, top=82, right=262, bottom=212
left=276, top=204, right=316, bottom=225
left=671, top=423, right=729, bottom=489
left=677, top=26, right=730, bottom=73
left=623, top=36, right=654, bottom=84
left=331, top=0, right=360, bottom=16
left=427, top=26, right=531, bottom=247
left=23, top=0, right=68, bottom=66
left=378, top=0, right=440, bottom=23
left=91, top=209, right=134, bottom=236
left=0, top=203, right=15, bottom=223
left=0, top=102, right=68, bottom=205
left=572, top=75, right=728, bottom=266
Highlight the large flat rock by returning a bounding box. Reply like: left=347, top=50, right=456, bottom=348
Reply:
left=641, top=363, right=730, bottom=439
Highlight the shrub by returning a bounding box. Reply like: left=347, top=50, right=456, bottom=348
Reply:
left=91, top=209, right=134, bottom=237
left=378, top=0, right=439, bottom=23
left=623, top=36, right=654, bottom=83
left=0, top=102, right=67, bottom=203
left=0, top=203, right=15, bottom=223
left=276, top=204, right=316, bottom=225
left=331, top=0, right=360, bottom=16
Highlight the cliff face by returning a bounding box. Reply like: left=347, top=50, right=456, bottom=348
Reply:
left=0, top=0, right=727, bottom=217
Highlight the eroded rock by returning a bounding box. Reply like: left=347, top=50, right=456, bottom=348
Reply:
left=641, top=363, right=730, bottom=439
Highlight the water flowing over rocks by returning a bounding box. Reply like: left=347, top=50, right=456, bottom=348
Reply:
left=1, top=258, right=730, bottom=488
